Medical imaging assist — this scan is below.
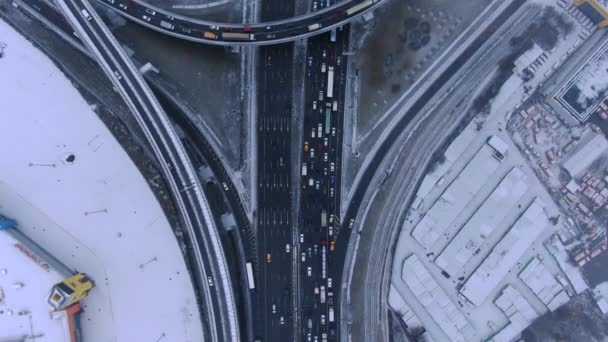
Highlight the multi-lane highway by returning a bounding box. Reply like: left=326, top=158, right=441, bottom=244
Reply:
left=49, top=0, right=239, bottom=341
left=94, top=0, right=382, bottom=45
left=255, top=0, right=296, bottom=340
left=297, top=0, right=350, bottom=337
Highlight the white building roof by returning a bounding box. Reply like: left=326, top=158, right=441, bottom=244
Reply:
left=435, top=168, right=528, bottom=276
left=545, top=235, right=589, bottom=294
left=402, top=255, right=476, bottom=342
left=412, top=145, right=502, bottom=249
left=563, top=131, right=608, bottom=177
left=489, top=286, right=539, bottom=342
left=519, top=257, right=569, bottom=311
left=0, top=19, right=204, bottom=342
left=460, top=198, right=549, bottom=306
left=0, top=230, right=70, bottom=342
left=487, top=136, right=509, bottom=156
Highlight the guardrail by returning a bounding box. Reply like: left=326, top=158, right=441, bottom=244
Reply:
left=95, top=0, right=385, bottom=45
left=52, top=0, right=240, bottom=340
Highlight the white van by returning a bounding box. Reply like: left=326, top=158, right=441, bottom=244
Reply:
left=81, top=8, right=92, bottom=21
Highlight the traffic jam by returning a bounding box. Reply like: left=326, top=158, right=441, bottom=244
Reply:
left=299, top=24, right=345, bottom=342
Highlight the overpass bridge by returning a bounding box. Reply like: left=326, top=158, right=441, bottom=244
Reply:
left=96, top=0, right=385, bottom=45
left=51, top=0, right=240, bottom=340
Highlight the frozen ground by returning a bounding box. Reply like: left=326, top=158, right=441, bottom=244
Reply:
left=95, top=4, right=247, bottom=173
left=0, top=18, right=204, bottom=341
left=348, top=0, right=492, bottom=145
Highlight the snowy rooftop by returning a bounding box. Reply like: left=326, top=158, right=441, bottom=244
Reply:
left=412, top=144, right=502, bottom=249
left=460, top=198, right=549, bottom=306
left=545, top=235, right=589, bottom=294
left=518, top=257, right=570, bottom=312
left=0, top=19, right=203, bottom=341
left=488, top=285, right=539, bottom=342
left=562, top=130, right=608, bottom=177
left=401, top=255, right=476, bottom=342
left=0, top=230, right=71, bottom=342
left=435, top=167, right=529, bottom=277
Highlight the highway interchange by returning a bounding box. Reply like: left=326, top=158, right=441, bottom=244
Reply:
left=94, top=0, right=382, bottom=44
left=4, top=0, right=540, bottom=341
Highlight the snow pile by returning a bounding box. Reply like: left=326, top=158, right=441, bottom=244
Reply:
left=0, top=19, right=203, bottom=341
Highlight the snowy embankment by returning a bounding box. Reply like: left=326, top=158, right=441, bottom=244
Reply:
left=0, top=18, right=203, bottom=341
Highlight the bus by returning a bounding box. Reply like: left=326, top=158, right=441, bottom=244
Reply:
left=346, top=0, right=373, bottom=16
left=246, top=262, right=255, bottom=290
left=321, top=246, right=327, bottom=279
left=327, top=66, right=334, bottom=98
left=325, top=109, right=331, bottom=135
left=222, top=32, right=255, bottom=41
left=320, top=285, right=326, bottom=304
left=321, top=209, right=327, bottom=227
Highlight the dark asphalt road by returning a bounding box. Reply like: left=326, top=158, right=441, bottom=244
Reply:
left=255, top=0, right=296, bottom=341
left=297, top=0, right=349, bottom=340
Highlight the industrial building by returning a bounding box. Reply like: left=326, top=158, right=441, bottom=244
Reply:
left=518, top=257, right=571, bottom=311
left=460, top=198, right=549, bottom=306
left=411, top=139, right=506, bottom=249
left=0, top=216, right=91, bottom=342
left=489, top=285, right=539, bottom=342
left=575, top=0, right=608, bottom=28
left=561, top=130, right=608, bottom=177
left=401, top=255, right=475, bottom=342
left=435, top=168, right=529, bottom=278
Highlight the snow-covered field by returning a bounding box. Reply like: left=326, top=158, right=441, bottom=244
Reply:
left=0, top=18, right=204, bottom=341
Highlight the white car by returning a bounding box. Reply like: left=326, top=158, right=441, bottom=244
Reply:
left=315, top=180, right=320, bottom=190
left=331, top=127, right=336, bottom=136
left=321, top=314, right=326, bottom=325
left=210, top=25, right=220, bottom=30
left=302, top=252, right=306, bottom=262
left=222, top=181, right=229, bottom=191
left=311, top=128, right=316, bottom=138
left=313, top=101, right=317, bottom=110
left=310, top=148, right=315, bottom=159
left=322, top=49, right=327, bottom=58
left=307, top=266, right=312, bottom=277
left=113, top=70, right=122, bottom=80
left=330, top=162, right=335, bottom=172
left=323, top=152, right=328, bottom=162
left=280, top=316, right=285, bottom=325
left=118, top=3, right=127, bottom=10
left=329, top=226, right=333, bottom=236
left=324, top=137, right=328, bottom=147
left=300, top=233, right=304, bottom=243
left=286, top=244, right=291, bottom=253
left=145, top=8, right=156, bottom=15
left=272, top=304, right=276, bottom=313
left=207, top=276, right=214, bottom=286
left=142, top=15, right=151, bottom=22
left=328, top=278, right=333, bottom=288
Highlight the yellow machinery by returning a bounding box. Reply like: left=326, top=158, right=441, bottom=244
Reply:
left=47, top=273, right=94, bottom=310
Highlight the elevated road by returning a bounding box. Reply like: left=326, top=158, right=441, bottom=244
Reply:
left=51, top=0, right=240, bottom=340
left=95, top=0, right=384, bottom=45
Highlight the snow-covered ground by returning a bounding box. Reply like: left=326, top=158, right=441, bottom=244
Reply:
left=0, top=229, right=70, bottom=342
left=0, top=18, right=204, bottom=341
left=388, top=1, right=601, bottom=340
